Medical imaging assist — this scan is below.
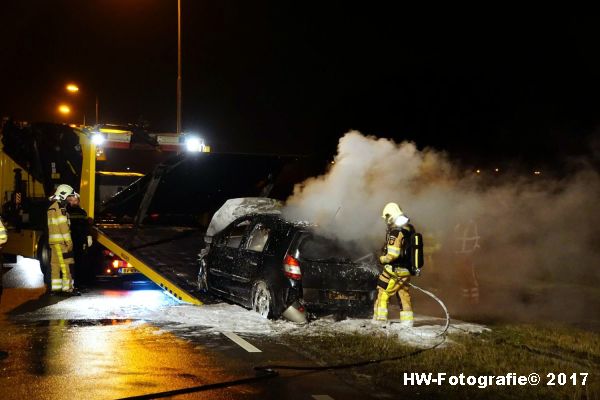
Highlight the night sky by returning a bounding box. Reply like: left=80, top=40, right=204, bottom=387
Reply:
left=1, top=2, right=599, bottom=166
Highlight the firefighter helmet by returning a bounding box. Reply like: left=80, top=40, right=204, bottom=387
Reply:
left=50, top=184, right=75, bottom=201
left=382, top=202, right=409, bottom=227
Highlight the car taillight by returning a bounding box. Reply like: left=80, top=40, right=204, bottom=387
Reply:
left=283, top=255, right=302, bottom=280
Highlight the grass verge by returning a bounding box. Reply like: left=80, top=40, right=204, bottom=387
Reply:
left=283, top=323, right=599, bottom=399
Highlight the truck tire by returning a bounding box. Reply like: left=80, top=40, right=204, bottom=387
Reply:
left=36, top=233, right=51, bottom=288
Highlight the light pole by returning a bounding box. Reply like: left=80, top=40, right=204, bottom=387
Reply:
left=65, top=83, right=99, bottom=126
left=176, top=0, right=182, bottom=134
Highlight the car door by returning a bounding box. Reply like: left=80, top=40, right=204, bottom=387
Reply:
left=233, top=221, right=273, bottom=303
left=208, top=218, right=252, bottom=300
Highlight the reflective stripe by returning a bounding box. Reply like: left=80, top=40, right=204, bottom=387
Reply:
left=387, top=246, right=400, bottom=256
left=400, top=311, right=414, bottom=321
left=51, top=278, right=62, bottom=291
left=48, top=233, right=72, bottom=242
left=48, top=216, right=68, bottom=225
left=375, top=307, right=388, bottom=320
left=415, top=249, right=420, bottom=267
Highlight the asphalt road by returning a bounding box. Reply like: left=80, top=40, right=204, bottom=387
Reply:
left=0, top=261, right=373, bottom=400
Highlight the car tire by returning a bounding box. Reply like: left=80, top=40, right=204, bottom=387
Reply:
left=252, top=280, right=282, bottom=319
left=197, top=259, right=208, bottom=292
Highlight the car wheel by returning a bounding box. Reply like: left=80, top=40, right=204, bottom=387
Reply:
left=197, top=259, right=208, bottom=292
left=252, top=280, right=275, bottom=319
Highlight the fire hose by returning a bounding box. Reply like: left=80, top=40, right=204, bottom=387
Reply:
left=119, top=285, right=450, bottom=399
left=409, top=282, right=451, bottom=337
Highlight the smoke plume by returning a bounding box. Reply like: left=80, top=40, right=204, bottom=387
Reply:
left=284, top=131, right=600, bottom=325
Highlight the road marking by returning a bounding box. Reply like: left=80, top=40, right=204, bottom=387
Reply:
left=312, top=396, right=335, bottom=400
left=222, top=332, right=262, bottom=353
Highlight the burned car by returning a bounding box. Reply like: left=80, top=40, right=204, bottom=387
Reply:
left=198, top=198, right=379, bottom=323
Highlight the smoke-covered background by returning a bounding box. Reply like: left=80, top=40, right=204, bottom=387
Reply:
left=284, top=131, right=600, bottom=326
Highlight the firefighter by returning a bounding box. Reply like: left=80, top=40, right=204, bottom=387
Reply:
left=0, top=217, right=7, bottom=245
left=66, top=193, right=92, bottom=291
left=47, top=184, right=77, bottom=295
left=453, top=219, right=480, bottom=305
left=1, top=217, right=7, bottom=298
left=373, top=203, right=414, bottom=327
left=0, top=217, right=7, bottom=359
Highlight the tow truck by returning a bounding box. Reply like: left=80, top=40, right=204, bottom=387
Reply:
left=1, top=119, right=311, bottom=305
left=0, top=120, right=211, bottom=303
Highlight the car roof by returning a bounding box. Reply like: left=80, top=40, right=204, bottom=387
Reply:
left=225, top=213, right=314, bottom=231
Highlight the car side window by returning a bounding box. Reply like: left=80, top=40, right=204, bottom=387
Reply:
left=245, top=223, right=271, bottom=252
left=225, top=219, right=251, bottom=248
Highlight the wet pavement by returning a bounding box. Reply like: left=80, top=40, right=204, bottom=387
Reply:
left=1, top=260, right=372, bottom=400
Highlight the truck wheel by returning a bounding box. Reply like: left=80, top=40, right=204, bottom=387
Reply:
left=252, top=280, right=282, bottom=319
left=36, top=234, right=51, bottom=288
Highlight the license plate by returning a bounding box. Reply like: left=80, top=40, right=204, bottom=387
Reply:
left=118, top=267, right=137, bottom=274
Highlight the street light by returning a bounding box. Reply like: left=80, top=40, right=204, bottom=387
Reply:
left=65, top=82, right=99, bottom=125
left=66, top=83, right=80, bottom=93
left=58, top=104, right=71, bottom=115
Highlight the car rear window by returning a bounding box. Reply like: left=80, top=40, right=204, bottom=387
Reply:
left=298, top=234, right=367, bottom=262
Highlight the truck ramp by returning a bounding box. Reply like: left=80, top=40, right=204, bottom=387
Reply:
left=96, top=225, right=206, bottom=305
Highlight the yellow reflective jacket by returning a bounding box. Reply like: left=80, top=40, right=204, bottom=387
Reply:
left=379, top=228, right=402, bottom=265
left=0, top=218, right=7, bottom=245
left=47, top=201, right=72, bottom=246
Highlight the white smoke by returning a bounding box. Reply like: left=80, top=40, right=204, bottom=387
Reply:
left=283, top=131, right=600, bottom=322
left=284, top=131, right=482, bottom=248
